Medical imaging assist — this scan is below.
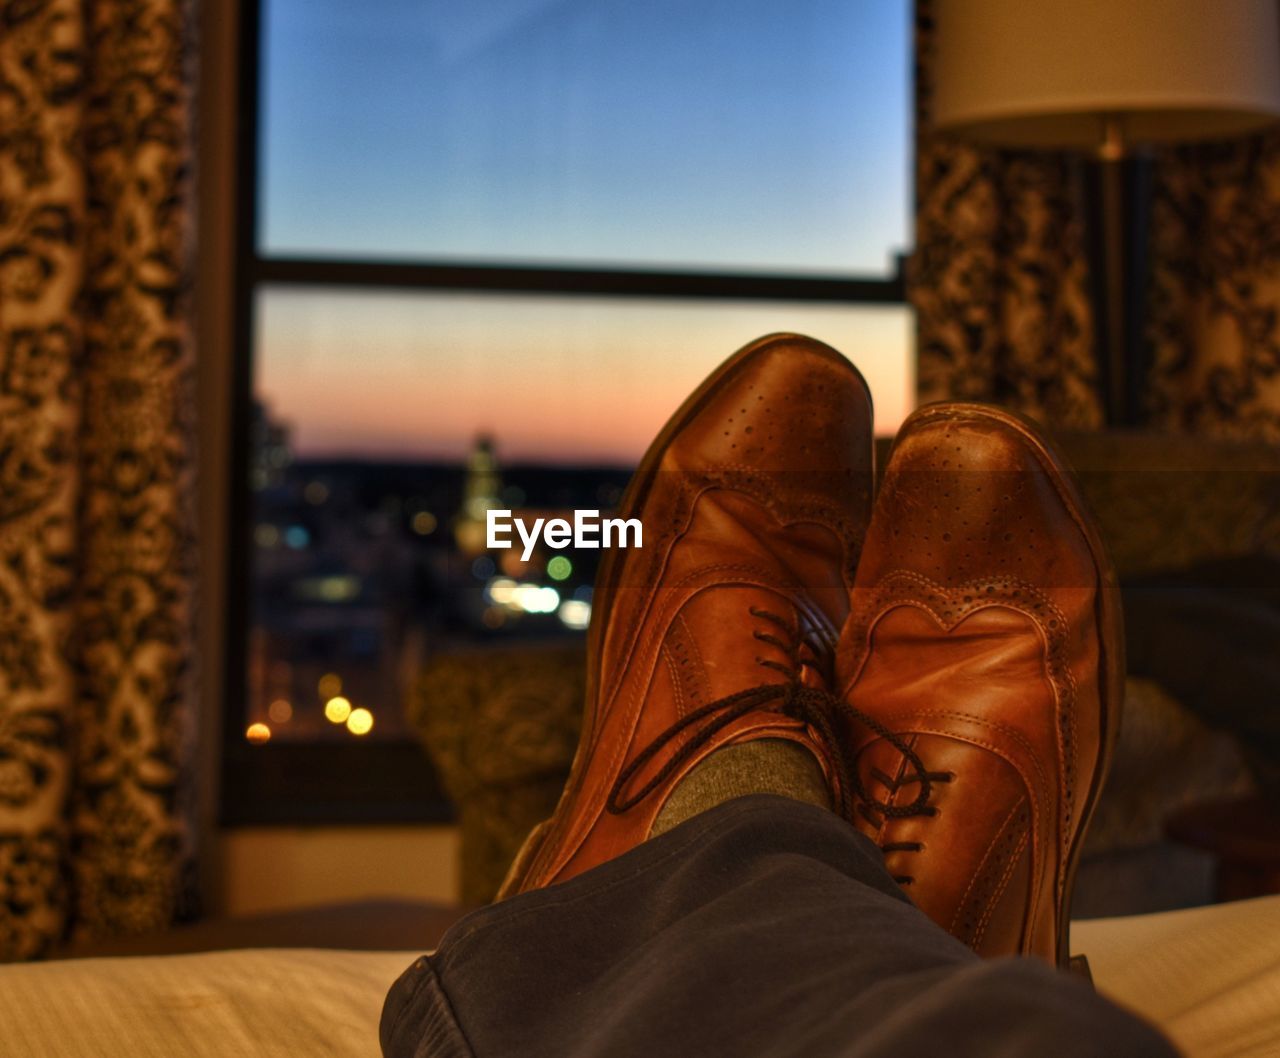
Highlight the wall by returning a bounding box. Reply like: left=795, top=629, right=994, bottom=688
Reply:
left=217, top=826, right=459, bottom=915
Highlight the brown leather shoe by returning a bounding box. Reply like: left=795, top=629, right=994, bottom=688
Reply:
left=838, top=403, right=1123, bottom=964
left=500, top=333, right=874, bottom=896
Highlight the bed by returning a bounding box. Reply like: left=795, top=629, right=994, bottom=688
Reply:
left=2, top=895, right=1278, bottom=1057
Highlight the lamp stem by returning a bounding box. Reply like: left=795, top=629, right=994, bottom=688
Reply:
left=1100, top=142, right=1128, bottom=424
left=1087, top=113, right=1150, bottom=426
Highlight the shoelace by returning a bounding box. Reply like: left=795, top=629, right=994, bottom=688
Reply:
left=861, top=766, right=955, bottom=886
left=605, top=607, right=936, bottom=826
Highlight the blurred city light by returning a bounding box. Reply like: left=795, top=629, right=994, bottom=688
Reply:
left=511, top=583, right=559, bottom=614
left=324, top=695, right=352, bottom=723
left=246, top=722, right=272, bottom=744
left=346, top=708, right=374, bottom=736
left=267, top=698, right=293, bottom=723
left=316, top=575, right=359, bottom=602
left=318, top=672, right=342, bottom=698
left=546, top=556, right=572, bottom=581
left=485, top=578, right=562, bottom=615
left=486, top=577, right=517, bottom=605
left=558, top=599, right=591, bottom=630
left=295, top=574, right=360, bottom=603
left=498, top=550, right=528, bottom=577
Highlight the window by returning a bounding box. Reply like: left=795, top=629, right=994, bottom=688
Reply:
left=225, top=0, right=913, bottom=823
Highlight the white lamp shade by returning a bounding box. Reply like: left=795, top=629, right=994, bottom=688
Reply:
left=933, top=0, right=1280, bottom=148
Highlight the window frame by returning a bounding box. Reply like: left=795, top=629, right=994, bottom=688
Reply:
left=222, top=0, right=910, bottom=826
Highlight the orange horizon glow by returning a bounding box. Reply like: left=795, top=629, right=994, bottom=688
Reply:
left=256, top=288, right=916, bottom=465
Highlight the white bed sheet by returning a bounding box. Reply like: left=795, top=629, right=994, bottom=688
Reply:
left=1075, top=895, right=1280, bottom=1058
left=0, top=947, right=410, bottom=1058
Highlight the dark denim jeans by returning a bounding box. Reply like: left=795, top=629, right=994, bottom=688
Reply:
left=382, top=795, right=1178, bottom=1058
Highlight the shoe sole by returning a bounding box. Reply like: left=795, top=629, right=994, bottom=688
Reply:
left=895, top=402, right=1124, bottom=967
left=500, top=333, right=871, bottom=895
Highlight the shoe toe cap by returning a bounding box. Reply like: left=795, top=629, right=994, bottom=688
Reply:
left=869, top=404, right=1102, bottom=592
left=667, top=333, right=873, bottom=479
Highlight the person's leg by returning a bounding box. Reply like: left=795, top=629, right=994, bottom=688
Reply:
left=383, top=349, right=1176, bottom=1058
left=382, top=796, right=1176, bottom=1058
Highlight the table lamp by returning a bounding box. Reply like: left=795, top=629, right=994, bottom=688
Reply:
left=930, top=0, right=1280, bottom=424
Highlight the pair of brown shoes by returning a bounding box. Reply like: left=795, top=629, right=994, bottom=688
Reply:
left=499, top=334, right=1122, bottom=966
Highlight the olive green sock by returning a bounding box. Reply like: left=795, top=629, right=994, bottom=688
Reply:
left=649, top=739, right=832, bottom=838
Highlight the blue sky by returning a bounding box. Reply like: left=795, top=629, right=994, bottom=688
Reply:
left=260, top=0, right=910, bottom=275
left=255, top=1, right=914, bottom=460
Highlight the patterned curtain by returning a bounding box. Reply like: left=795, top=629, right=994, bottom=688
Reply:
left=913, top=0, right=1280, bottom=440
left=0, top=0, right=198, bottom=959
left=1148, top=135, right=1280, bottom=439
left=911, top=0, right=1102, bottom=429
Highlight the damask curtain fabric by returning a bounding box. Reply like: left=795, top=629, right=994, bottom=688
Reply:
left=0, top=0, right=198, bottom=959
left=911, top=0, right=1103, bottom=430
left=1148, top=136, right=1280, bottom=439
left=913, top=0, right=1280, bottom=440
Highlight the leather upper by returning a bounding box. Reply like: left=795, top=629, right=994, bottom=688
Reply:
left=838, top=403, right=1121, bottom=962
left=504, top=334, right=874, bottom=894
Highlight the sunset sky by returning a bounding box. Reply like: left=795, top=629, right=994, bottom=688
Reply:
left=255, top=0, right=911, bottom=463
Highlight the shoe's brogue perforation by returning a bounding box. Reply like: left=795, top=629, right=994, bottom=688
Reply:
left=699, top=468, right=870, bottom=578
left=602, top=467, right=863, bottom=681
left=720, top=384, right=773, bottom=460
left=950, top=799, right=1031, bottom=950
left=662, top=615, right=709, bottom=719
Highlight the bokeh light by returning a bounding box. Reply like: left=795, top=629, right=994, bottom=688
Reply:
left=324, top=695, right=352, bottom=723
left=558, top=599, right=591, bottom=630
left=346, top=708, right=374, bottom=736
left=486, top=578, right=517, bottom=605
